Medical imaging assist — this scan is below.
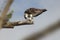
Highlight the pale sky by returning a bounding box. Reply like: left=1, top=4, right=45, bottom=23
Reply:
left=0, top=0, right=60, bottom=40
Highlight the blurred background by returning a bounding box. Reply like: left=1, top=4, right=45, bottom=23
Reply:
left=0, top=0, right=60, bottom=40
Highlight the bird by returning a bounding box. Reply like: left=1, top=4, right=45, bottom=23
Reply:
left=24, top=8, right=47, bottom=21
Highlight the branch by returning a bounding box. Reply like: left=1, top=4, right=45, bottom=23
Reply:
left=24, top=20, right=60, bottom=40
left=0, top=0, right=13, bottom=29
left=2, top=20, right=33, bottom=28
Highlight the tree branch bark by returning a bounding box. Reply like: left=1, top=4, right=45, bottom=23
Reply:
left=2, top=20, right=33, bottom=28
left=0, top=0, right=13, bottom=29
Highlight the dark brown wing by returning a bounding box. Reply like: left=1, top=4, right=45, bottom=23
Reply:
left=33, top=9, right=47, bottom=17
left=33, top=11, right=43, bottom=17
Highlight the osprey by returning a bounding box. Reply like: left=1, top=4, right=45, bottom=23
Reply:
left=24, top=8, right=47, bottom=21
